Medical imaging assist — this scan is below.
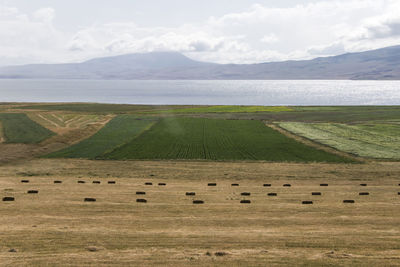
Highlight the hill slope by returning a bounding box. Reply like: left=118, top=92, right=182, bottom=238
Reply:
left=0, top=46, right=400, bottom=79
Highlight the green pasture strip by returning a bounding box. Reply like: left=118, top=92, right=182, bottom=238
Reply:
left=0, top=113, right=55, bottom=143
left=45, top=115, right=157, bottom=159
left=15, top=103, right=194, bottom=113
left=145, top=105, right=293, bottom=114
left=102, top=117, right=352, bottom=162
left=279, top=122, right=400, bottom=159
left=0, top=121, right=4, bottom=142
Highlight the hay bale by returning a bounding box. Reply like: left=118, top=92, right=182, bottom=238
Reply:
left=359, top=192, right=369, bottom=196
left=27, top=190, right=39, bottom=194
left=231, top=183, right=239, bottom=186
left=241, top=192, right=251, bottom=196
left=283, top=184, right=291, bottom=187
left=263, top=184, right=271, bottom=187
left=215, top=252, right=228, bottom=257
left=136, top=199, right=147, bottom=203
left=193, top=200, right=204, bottom=204
left=136, top=191, right=146, bottom=195
left=320, top=183, right=328, bottom=186
left=54, top=180, right=62, bottom=184
left=145, top=182, right=153, bottom=185
left=208, top=183, right=217, bottom=186
left=77, top=181, right=86, bottom=184
left=240, top=200, right=251, bottom=204
left=108, top=181, right=116, bottom=184
left=84, top=198, right=96, bottom=202
left=93, top=181, right=101, bottom=184
left=343, top=200, right=355, bottom=203
left=267, top=193, right=277, bottom=196
left=397, top=192, right=400, bottom=195
left=186, top=192, right=196, bottom=196
left=360, top=183, right=367, bottom=186
left=312, top=192, right=322, bottom=196
left=302, top=201, right=313, bottom=204
left=21, top=180, right=29, bottom=183
left=158, top=183, right=166, bottom=186
left=2, top=197, right=14, bottom=201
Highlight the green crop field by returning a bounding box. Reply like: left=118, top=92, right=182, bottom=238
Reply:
left=46, top=115, right=156, bottom=159
left=0, top=113, right=55, bottom=143
left=278, top=122, right=400, bottom=159
left=146, top=105, right=293, bottom=113
left=102, top=117, right=353, bottom=162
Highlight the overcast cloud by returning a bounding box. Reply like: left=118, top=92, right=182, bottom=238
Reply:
left=1, top=0, right=400, bottom=66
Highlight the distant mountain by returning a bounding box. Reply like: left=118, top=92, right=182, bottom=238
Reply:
left=1, top=46, right=400, bottom=80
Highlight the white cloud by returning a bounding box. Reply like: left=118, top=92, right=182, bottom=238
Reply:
left=1, top=1, right=400, bottom=66
left=33, top=7, right=55, bottom=23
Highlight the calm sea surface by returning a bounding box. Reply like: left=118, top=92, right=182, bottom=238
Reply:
left=0, top=79, right=399, bottom=105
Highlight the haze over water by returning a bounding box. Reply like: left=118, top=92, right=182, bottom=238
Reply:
left=0, top=79, right=399, bottom=105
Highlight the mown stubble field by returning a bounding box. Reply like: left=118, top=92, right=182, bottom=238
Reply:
left=0, top=159, right=399, bottom=266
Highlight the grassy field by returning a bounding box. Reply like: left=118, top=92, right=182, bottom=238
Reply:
left=102, top=118, right=353, bottom=162
left=14, top=104, right=400, bottom=122
left=0, top=159, right=399, bottom=266
left=145, top=105, right=293, bottom=113
left=15, top=103, right=195, bottom=113
left=279, top=122, right=400, bottom=159
left=1, top=103, right=400, bottom=266
left=46, top=115, right=156, bottom=159
left=0, top=113, right=55, bottom=143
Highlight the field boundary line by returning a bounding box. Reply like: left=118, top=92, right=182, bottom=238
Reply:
left=266, top=122, right=365, bottom=163
left=99, top=119, right=159, bottom=157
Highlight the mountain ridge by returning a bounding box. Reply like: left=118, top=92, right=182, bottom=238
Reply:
left=1, top=46, right=400, bottom=80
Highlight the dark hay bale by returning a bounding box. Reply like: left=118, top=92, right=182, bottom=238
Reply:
left=320, top=183, right=329, bottom=186
left=136, top=199, right=147, bottom=203
left=136, top=191, right=146, bottom=195
left=360, top=183, right=367, bottom=186
left=283, top=184, right=291, bottom=187
left=86, top=246, right=101, bottom=252
left=186, top=192, right=196, bottom=196
left=398, top=192, right=400, bottom=195
left=205, top=251, right=212, bottom=256
left=84, top=198, right=96, bottom=202
left=8, top=248, right=17, bottom=253
left=268, top=193, right=277, bottom=196
left=21, top=180, right=29, bottom=183
left=343, top=200, right=355, bottom=203
left=149, top=174, right=155, bottom=177
left=215, top=252, right=228, bottom=256
left=54, top=181, right=62, bottom=184
left=27, top=190, right=39, bottom=194
left=263, top=184, right=271, bottom=187
left=208, top=183, right=217, bottom=186
left=240, top=200, right=251, bottom=204
left=359, top=192, right=369, bottom=196
left=312, top=192, right=322, bottom=196
left=241, top=192, right=251, bottom=196
left=231, top=183, right=239, bottom=186
left=302, top=201, right=313, bottom=204
left=2, top=197, right=14, bottom=201
left=193, top=200, right=204, bottom=204
left=145, top=182, right=153, bottom=185
left=158, top=183, right=166, bottom=186
left=77, top=181, right=86, bottom=184
left=108, top=181, right=116, bottom=184
left=93, top=181, right=101, bottom=184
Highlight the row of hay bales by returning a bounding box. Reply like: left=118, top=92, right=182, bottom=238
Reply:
left=3, top=179, right=398, bottom=204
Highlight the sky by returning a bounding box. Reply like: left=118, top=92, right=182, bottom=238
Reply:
left=1, top=0, right=400, bottom=66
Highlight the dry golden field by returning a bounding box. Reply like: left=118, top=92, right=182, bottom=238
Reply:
left=0, top=159, right=399, bottom=266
